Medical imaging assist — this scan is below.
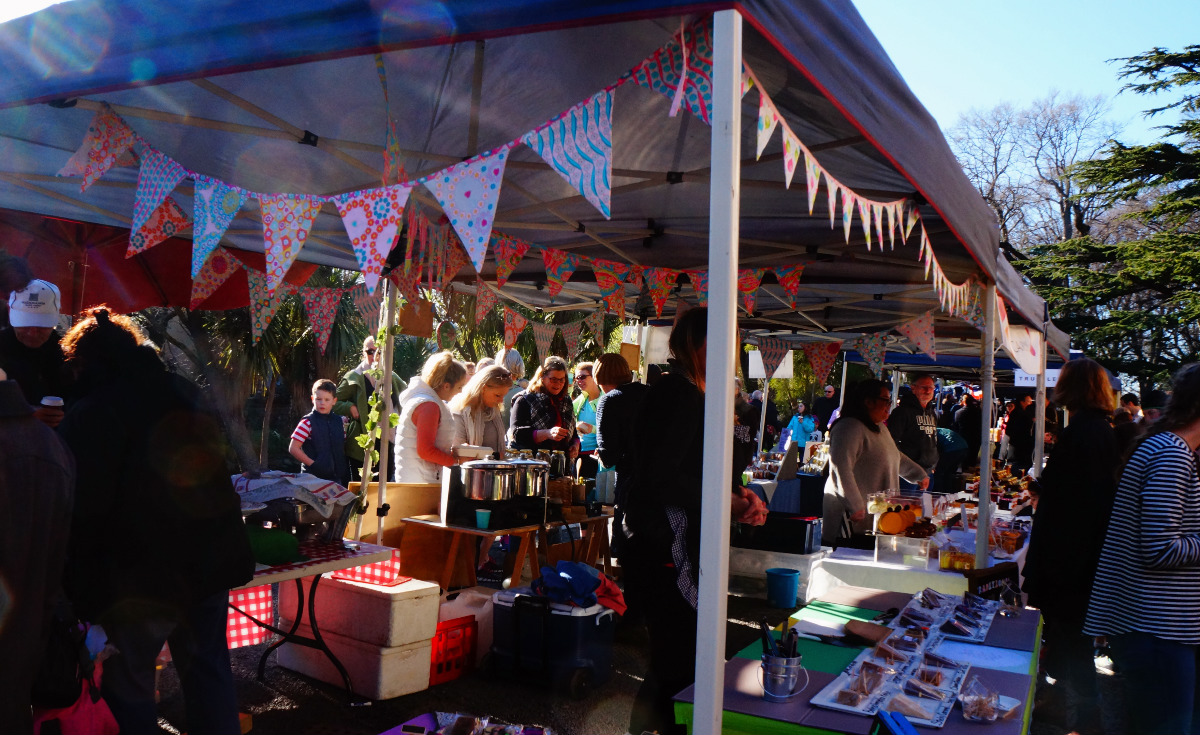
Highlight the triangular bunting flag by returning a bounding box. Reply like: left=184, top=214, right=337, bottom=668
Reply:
left=849, top=332, right=888, bottom=378
left=350, top=283, right=384, bottom=332
left=427, top=148, right=508, bottom=272
left=131, top=150, right=188, bottom=236
left=492, top=235, right=530, bottom=287
left=955, top=280, right=987, bottom=332
left=896, top=311, right=937, bottom=359
left=740, top=65, right=754, bottom=97
left=758, top=336, right=791, bottom=380
left=872, top=204, right=885, bottom=250
left=593, top=261, right=626, bottom=315
left=756, top=93, right=780, bottom=159
left=841, top=189, right=856, bottom=244
left=560, top=321, right=584, bottom=360
left=626, top=264, right=645, bottom=290
left=335, top=183, right=413, bottom=294
left=782, top=129, right=801, bottom=189
left=521, top=89, right=613, bottom=219
left=439, top=235, right=472, bottom=290
left=503, top=307, right=528, bottom=349
left=644, top=267, right=679, bottom=318
left=686, top=269, right=709, bottom=307
left=804, top=150, right=821, bottom=215
left=530, top=322, right=558, bottom=363
left=802, top=341, right=843, bottom=385
left=737, top=268, right=765, bottom=314
left=584, top=309, right=607, bottom=349
left=886, top=202, right=898, bottom=250
left=541, top=249, right=580, bottom=298
left=826, top=179, right=840, bottom=229
left=301, top=287, right=342, bottom=354
left=191, top=176, right=247, bottom=278
left=260, top=194, right=322, bottom=293
left=127, top=196, right=190, bottom=257
left=857, top=198, right=872, bottom=249
left=390, top=264, right=422, bottom=303
left=189, top=248, right=241, bottom=309
left=629, top=18, right=714, bottom=124
left=58, top=108, right=136, bottom=192
left=996, top=295, right=1011, bottom=346
left=773, top=264, right=805, bottom=309
left=247, top=269, right=289, bottom=344
left=474, top=278, right=499, bottom=323
left=904, top=202, right=918, bottom=241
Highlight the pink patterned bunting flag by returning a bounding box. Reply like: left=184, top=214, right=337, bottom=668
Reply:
left=955, top=280, right=987, bottom=332
left=350, top=283, right=384, bottom=332
left=127, top=196, right=191, bottom=257
left=189, top=248, right=241, bottom=309
left=541, top=248, right=580, bottom=298
left=841, top=189, right=856, bottom=244
left=626, top=264, right=645, bottom=290
left=888, top=202, right=901, bottom=248
left=740, top=65, right=754, bottom=97
left=427, top=148, right=508, bottom=272
left=758, top=336, right=791, bottom=380
left=804, top=150, right=821, bottom=214
left=802, top=341, right=843, bottom=385
left=584, top=309, right=607, bottom=350
left=737, top=268, right=765, bottom=314
left=521, top=89, right=613, bottom=219
left=530, top=322, right=558, bottom=363
left=389, top=264, right=422, bottom=303
left=475, top=278, right=499, bottom=323
left=826, top=179, right=840, bottom=229
left=492, top=235, right=530, bottom=287
left=260, top=194, right=322, bottom=294
left=335, top=183, right=413, bottom=294
left=896, top=311, right=937, bottom=359
left=503, top=307, right=528, bottom=349
left=301, top=287, right=342, bottom=354
left=773, top=264, right=805, bottom=309
left=644, top=267, right=679, bottom=318
left=560, top=321, right=584, bottom=360
left=904, top=202, right=918, bottom=241
left=439, top=235, right=472, bottom=290
left=849, top=332, right=888, bottom=378
left=131, top=150, right=188, bottom=236
left=686, top=269, right=709, bottom=307
left=58, top=108, right=136, bottom=192
left=756, top=93, right=780, bottom=159
left=782, top=129, right=801, bottom=189
left=857, top=198, right=873, bottom=249
left=872, top=204, right=886, bottom=250
left=191, top=176, right=247, bottom=278
left=629, top=18, right=714, bottom=124
left=247, top=269, right=289, bottom=344
left=592, top=260, right=626, bottom=315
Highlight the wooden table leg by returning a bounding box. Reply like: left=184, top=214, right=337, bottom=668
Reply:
left=505, top=530, right=540, bottom=589
left=598, top=520, right=613, bottom=575
left=441, top=531, right=462, bottom=590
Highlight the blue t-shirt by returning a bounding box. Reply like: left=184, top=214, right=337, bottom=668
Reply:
left=578, top=397, right=598, bottom=452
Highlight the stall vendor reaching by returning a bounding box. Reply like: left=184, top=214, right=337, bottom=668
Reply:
left=395, top=351, right=469, bottom=483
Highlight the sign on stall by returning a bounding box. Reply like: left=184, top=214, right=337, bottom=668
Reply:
left=1014, top=368, right=1059, bottom=387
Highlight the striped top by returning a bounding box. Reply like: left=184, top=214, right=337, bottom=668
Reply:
left=1084, top=431, right=1200, bottom=643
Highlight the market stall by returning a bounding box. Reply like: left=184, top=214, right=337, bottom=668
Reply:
left=0, top=1, right=1073, bottom=725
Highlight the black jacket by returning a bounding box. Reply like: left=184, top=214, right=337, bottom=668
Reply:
left=0, top=328, right=71, bottom=406
left=57, top=349, right=254, bottom=622
left=887, top=392, right=939, bottom=471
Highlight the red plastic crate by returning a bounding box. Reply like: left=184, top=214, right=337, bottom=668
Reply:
left=429, top=615, right=477, bottom=685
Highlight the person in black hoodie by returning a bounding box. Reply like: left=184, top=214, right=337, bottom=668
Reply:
left=887, top=373, right=939, bottom=481
left=1006, top=394, right=1036, bottom=470
left=57, top=307, right=254, bottom=735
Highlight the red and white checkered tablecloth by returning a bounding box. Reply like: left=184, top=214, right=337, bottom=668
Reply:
left=330, top=547, right=411, bottom=586
left=227, top=585, right=274, bottom=649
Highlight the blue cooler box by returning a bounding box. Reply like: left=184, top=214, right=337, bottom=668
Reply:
left=490, top=587, right=616, bottom=698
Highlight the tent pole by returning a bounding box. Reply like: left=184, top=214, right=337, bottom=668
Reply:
left=976, top=282, right=997, bottom=569
left=695, top=9, right=741, bottom=733
left=838, top=358, right=848, bottom=409
left=1031, top=331, right=1047, bottom=478
left=891, top=368, right=901, bottom=410
left=757, top=379, right=770, bottom=455
left=375, top=282, right=399, bottom=542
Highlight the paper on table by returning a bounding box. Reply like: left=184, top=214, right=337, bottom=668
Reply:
left=933, top=640, right=1032, bottom=675
left=793, top=618, right=846, bottom=639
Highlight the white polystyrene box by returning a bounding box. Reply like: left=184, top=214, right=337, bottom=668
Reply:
left=279, top=575, right=440, bottom=648
left=277, top=622, right=431, bottom=701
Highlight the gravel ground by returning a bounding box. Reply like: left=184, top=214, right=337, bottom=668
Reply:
left=151, top=595, right=1126, bottom=735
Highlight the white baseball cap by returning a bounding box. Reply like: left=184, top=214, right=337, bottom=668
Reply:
left=8, top=279, right=61, bottom=328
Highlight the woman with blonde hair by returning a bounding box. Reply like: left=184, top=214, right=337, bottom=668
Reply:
left=394, top=351, right=469, bottom=483
left=450, top=364, right=514, bottom=459
left=495, top=346, right=527, bottom=428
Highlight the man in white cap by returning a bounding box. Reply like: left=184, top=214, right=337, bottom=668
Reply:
left=0, top=279, right=69, bottom=426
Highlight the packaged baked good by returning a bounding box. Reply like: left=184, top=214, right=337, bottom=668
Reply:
left=873, top=640, right=909, bottom=664
left=889, top=633, right=921, bottom=652
left=919, top=588, right=948, bottom=608
left=960, top=675, right=1001, bottom=722
left=886, top=692, right=932, bottom=720
left=904, top=677, right=948, bottom=700
left=923, top=650, right=960, bottom=669
left=917, top=664, right=943, bottom=687
left=836, top=688, right=868, bottom=707
left=899, top=609, right=933, bottom=627
left=940, top=618, right=972, bottom=636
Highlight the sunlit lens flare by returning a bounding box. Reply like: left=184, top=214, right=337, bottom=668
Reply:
left=0, top=0, right=65, bottom=24
left=29, top=1, right=112, bottom=78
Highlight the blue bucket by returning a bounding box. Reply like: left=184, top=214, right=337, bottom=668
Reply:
left=765, top=568, right=801, bottom=609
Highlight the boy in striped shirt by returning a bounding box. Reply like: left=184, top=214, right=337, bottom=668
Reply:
left=289, top=379, right=350, bottom=486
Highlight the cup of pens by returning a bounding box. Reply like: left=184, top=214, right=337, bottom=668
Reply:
left=759, top=619, right=808, bottom=702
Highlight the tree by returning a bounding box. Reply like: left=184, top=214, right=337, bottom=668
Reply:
left=1019, top=46, right=1200, bottom=391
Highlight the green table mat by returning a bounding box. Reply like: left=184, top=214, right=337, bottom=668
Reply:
left=734, top=637, right=862, bottom=674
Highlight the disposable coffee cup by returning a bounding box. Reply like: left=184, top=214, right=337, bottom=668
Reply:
left=475, top=509, right=491, bottom=529
left=41, top=396, right=64, bottom=408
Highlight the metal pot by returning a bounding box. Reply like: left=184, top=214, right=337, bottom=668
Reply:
left=460, top=460, right=518, bottom=501
left=510, top=458, right=550, bottom=497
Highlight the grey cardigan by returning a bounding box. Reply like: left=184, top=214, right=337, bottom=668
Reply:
left=823, top=417, right=927, bottom=542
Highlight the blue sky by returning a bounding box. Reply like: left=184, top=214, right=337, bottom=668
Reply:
left=852, top=0, right=1200, bottom=144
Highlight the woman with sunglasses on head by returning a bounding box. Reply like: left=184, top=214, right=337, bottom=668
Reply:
left=449, top=364, right=514, bottom=459
left=508, top=355, right=579, bottom=459
left=822, top=378, right=928, bottom=545
left=334, top=335, right=407, bottom=481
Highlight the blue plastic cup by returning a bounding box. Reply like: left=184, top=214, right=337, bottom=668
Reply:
left=475, top=509, right=491, bottom=529
left=765, top=567, right=801, bottom=609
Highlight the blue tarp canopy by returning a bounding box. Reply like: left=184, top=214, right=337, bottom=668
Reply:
left=0, top=0, right=1068, bottom=355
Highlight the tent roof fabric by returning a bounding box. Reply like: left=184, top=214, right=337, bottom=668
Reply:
left=0, top=0, right=1067, bottom=356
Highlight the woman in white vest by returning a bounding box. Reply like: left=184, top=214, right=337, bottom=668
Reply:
left=394, top=351, right=469, bottom=483
left=449, top=364, right=514, bottom=459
